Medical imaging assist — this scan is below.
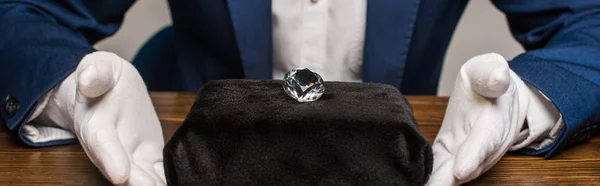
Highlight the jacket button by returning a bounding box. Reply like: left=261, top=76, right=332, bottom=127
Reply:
left=3, top=95, right=19, bottom=117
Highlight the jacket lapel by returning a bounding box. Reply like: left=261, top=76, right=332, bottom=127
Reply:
left=363, top=0, right=421, bottom=89
left=226, top=0, right=273, bottom=79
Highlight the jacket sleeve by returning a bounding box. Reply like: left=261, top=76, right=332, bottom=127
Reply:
left=493, top=0, right=600, bottom=158
left=0, top=0, right=134, bottom=146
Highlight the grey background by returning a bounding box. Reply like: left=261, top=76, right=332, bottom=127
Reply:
left=94, top=0, right=525, bottom=96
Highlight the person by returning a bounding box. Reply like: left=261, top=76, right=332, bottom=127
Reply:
left=0, top=0, right=598, bottom=185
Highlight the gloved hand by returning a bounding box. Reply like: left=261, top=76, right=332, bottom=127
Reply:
left=23, top=51, right=166, bottom=185
left=426, top=53, right=559, bottom=185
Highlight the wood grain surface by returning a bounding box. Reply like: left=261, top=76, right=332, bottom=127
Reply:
left=0, top=92, right=597, bottom=185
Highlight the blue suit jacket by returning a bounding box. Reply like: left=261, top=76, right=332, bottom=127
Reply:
left=0, top=0, right=599, bottom=159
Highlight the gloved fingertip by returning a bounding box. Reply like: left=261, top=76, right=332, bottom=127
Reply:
left=126, top=164, right=158, bottom=186
left=78, top=65, right=114, bottom=98
left=452, top=150, right=480, bottom=180
left=426, top=160, right=456, bottom=186
left=108, top=171, right=130, bottom=185
left=154, top=162, right=167, bottom=184
left=84, top=129, right=131, bottom=184
left=485, top=66, right=510, bottom=95
left=461, top=53, right=512, bottom=98
left=98, top=150, right=130, bottom=185
left=77, top=52, right=123, bottom=99
left=452, top=141, right=492, bottom=181
left=451, top=128, right=497, bottom=181
left=453, top=163, right=477, bottom=180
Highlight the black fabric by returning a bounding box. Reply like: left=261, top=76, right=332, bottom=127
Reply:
left=164, top=80, right=433, bottom=186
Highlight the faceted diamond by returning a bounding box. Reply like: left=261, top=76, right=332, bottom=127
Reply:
left=283, top=68, right=325, bottom=102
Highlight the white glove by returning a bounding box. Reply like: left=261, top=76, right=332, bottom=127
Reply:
left=24, top=51, right=166, bottom=185
left=426, top=53, right=551, bottom=185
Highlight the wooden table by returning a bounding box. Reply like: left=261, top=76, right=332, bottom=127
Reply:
left=0, top=92, right=598, bottom=185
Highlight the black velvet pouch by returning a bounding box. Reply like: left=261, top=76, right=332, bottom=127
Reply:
left=164, top=80, right=432, bottom=186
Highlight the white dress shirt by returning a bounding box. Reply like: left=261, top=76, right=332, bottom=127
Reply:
left=272, top=0, right=366, bottom=82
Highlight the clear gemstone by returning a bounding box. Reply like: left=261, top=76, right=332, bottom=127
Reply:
left=283, top=68, right=325, bottom=102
